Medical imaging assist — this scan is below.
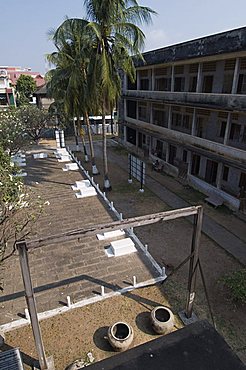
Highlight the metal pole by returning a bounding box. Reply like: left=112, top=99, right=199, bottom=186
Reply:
left=17, top=242, right=48, bottom=370
left=140, top=161, right=144, bottom=191
left=185, top=206, right=203, bottom=318
left=128, top=154, right=132, bottom=182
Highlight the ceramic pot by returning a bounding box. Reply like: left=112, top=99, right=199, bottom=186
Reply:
left=150, top=306, right=174, bottom=335
left=107, top=322, right=134, bottom=352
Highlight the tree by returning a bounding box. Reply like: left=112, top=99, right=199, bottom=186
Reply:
left=16, top=74, right=37, bottom=106
left=17, top=105, right=52, bottom=143
left=84, top=0, right=156, bottom=190
left=0, top=109, right=28, bottom=155
left=0, top=147, right=43, bottom=282
left=47, top=18, right=100, bottom=174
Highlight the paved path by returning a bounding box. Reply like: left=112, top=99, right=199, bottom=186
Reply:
left=98, top=140, right=246, bottom=266
left=0, top=147, right=159, bottom=326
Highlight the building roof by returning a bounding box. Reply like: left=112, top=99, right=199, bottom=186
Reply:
left=88, top=320, right=246, bottom=370
left=135, top=26, right=246, bottom=67
left=7, top=71, right=45, bottom=87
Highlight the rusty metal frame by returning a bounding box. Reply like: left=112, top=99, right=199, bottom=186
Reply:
left=16, top=205, right=203, bottom=370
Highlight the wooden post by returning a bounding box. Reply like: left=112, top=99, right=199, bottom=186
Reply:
left=17, top=242, right=48, bottom=370
left=185, top=206, right=203, bottom=318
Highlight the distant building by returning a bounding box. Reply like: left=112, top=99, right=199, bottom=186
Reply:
left=0, top=68, right=16, bottom=109
left=33, top=83, right=54, bottom=110
left=0, top=66, right=45, bottom=106
left=119, top=26, right=246, bottom=210
left=1, top=66, right=45, bottom=88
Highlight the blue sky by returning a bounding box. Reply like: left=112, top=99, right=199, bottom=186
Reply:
left=1, top=0, right=246, bottom=74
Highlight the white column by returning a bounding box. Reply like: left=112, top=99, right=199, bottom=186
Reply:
left=124, top=99, right=127, bottom=119
left=152, top=68, right=155, bottom=91
left=191, top=108, right=197, bottom=136
left=166, top=144, right=170, bottom=163
left=196, top=63, right=202, bottom=93
left=137, top=70, right=140, bottom=90
left=171, top=65, right=175, bottom=92
left=123, top=126, right=127, bottom=142
left=216, top=162, right=223, bottom=189
left=231, top=58, right=240, bottom=94
left=168, top=105, right=172, bottom=129
left=223, top=112, right=231, bottom=145
left=187, top=151, right=192, bottom=174
left=149, top=102, right=153, bottom=124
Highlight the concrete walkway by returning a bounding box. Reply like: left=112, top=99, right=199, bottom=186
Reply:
left=99, top=139, right=246, bottom=266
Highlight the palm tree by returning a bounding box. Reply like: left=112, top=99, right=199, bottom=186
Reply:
left=84, top=0, right=156, bottom=190
left=47, top=19, right=100, bottom=174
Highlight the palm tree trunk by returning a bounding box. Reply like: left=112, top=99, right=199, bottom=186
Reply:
left=84, top=112, right=99, bottom=174
left=73, top=118, right=79, bottom=150
left=102, top=101, right=111, bottom=191
left=77, top=116, right=88, bottom=161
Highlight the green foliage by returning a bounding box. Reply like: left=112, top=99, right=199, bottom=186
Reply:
left=221, top=269, right=246, bottom=304
left=0, top=146, right=22, bottom=206
left=0, top=147, right=43, bottom=266
left=0, top=109, right=28, bottom=155
left=17, top=105, right=52, bottom=142
left=16, top=74, right=37, bottom=106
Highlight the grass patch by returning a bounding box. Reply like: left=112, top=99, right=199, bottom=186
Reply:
left=220, top=269, right=246, bottom=304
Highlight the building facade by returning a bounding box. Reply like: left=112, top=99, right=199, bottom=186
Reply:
left=0, top=68, right=16, bottom=109
left=119, top=27, right=246, bottom=210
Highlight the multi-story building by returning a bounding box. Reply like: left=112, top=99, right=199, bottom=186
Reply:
left=0, top=68, right=16, bottom=109
left=119, top=27, right=246, bottom=210
left=0, top=66, right=45, bottom=106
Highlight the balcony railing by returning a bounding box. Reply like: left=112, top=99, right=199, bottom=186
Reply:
left=124, top=90, right=246, bottom=112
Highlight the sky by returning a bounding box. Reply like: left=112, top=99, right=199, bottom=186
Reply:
left=1, top=0, right=246, bottom=74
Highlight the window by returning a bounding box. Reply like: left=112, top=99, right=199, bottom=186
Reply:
left=191, top=154, right=200, bottom=176
left=222, top=74, right=233, bottom=93
left=229, top=123, right=241, bottom=141
left=153, top=109, right=167, bottom=127
left=140, top=79, right=149, bottom=90
left=0, top=93, right=7, bottom=105
left=138, top=104, right=149, bottom=122
left=126, top=100, right=136, bottom=119
left=126, top=127, right=136, bottom=145
left=239, top=172, right=246, bottom=188
left=242, top=127, right=246, bottom=143
left=183, top=150, right=188, bottom=162
left=183, top=114, right=191, bottom=130
left=127, top=77, right=137, bottom=90
left=189, top=76, right=197, bottom=92
left=155, top=77, right=171, bottom=91
left=237, top=74, right=246, bottom=94
left=202, top=75, right=214, bottom=93
left=205, top=160, right=218, bottom=185
left=172, top=112, right=182, bottom=127
left=169, top=145, right=177, bottom=165
left=174, top=77, right=185, bottom=92
left=222, top=166, right=229, bottom=181
left=219, top=121, right=227, bottom=138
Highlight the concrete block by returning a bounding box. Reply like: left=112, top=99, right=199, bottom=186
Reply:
left=75, top=187, right=97, bottom=198
left=63, top=163, right=79, bottom=171
left=33, top=153, right=48, bottom=159
left=106, top=238, right=137, bottom=257
left=97, top=229, right=125, bottom=240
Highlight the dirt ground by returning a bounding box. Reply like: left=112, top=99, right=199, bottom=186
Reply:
left=4, top=286, right=182, bottom=370
left=2, top=138, right=246, bottom=368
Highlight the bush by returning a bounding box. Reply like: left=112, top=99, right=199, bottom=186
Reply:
left=221, top=269, right=246, bottom=304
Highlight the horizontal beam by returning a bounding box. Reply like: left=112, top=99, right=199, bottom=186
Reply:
left=25, top=206, right=200, bottom=250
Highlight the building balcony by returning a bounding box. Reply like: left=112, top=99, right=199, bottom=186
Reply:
left=124, top=117, right=246, bottom=170
left=124, top=90, right=246, bottom=112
